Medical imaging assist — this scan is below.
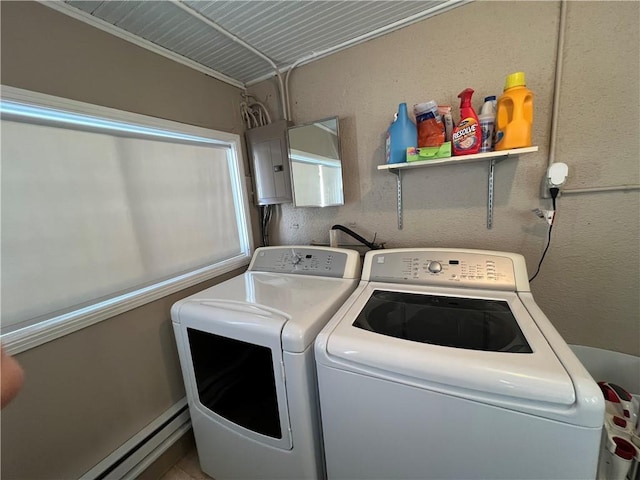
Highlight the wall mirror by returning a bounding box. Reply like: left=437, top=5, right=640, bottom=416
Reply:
left=287, top=117, right=344, bottom=207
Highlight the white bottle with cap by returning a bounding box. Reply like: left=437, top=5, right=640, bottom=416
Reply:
left=478, top=95, right=496, bottom=153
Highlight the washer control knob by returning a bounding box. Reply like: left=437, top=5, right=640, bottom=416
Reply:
left=291, top=254, right=303, bottom=265
left=428, top=261, right=442, bottom=273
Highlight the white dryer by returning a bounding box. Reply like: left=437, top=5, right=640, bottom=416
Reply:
left=172, top=246, right=361, bottom=480
left=315, top=248, right=604, bottom=480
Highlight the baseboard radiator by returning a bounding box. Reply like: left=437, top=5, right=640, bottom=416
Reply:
left=80, top=398, right=191, bottom=480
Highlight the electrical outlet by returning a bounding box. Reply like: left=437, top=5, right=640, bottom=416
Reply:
left=532, top=208, right=554, bottom=225
left=548, top=162, right=569, bottom=187
left=541, top=162, right=569, bottom=198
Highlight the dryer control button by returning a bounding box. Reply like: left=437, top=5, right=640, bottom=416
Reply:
left=428, top=261, right=442, bottom=273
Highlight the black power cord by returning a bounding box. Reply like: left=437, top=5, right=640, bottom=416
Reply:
left=529, top=187, right=560, bottom=282
left=330, top=224, right=384, bottom=250
left=260, top=205, right=273, bottom=247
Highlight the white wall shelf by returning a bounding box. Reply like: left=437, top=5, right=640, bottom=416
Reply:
left=378, top=146, right=539, bottom=229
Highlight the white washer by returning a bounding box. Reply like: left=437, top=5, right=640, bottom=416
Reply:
left=315, top=248, right=605, bottom=480
left=172, top=246, right=361, bottom=480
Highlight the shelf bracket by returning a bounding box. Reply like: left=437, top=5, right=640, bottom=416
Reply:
left=487, top=157, right=506, bottom=229
left=487, top=158, right=496, bottom=229
left=392, top=169, right=403, bottom=229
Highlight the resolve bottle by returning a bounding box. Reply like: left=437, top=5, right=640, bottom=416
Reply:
left=452, top=88, right=482, bottom=156
left=386, top=103, right=417, bottom=164
left=495, top=72, right=533, bottom=151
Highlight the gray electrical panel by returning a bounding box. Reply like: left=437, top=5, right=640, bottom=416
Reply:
left=245, top=120, right=293, bottom=205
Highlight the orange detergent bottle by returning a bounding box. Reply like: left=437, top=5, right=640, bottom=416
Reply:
left=494, top=72, right=533, bottom=150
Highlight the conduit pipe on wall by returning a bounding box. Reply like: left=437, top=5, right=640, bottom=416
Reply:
left=547, top=0, right=567, bottom=170
left=561, top=185, right=640, bottom=195
left=172, top=0, right=288, bottom=121
left=547, top=0, right=640, bottom=195
left=285, top=56, right=313, bottom=121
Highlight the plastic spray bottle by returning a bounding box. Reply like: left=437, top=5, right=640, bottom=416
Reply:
left=452, top=88, right=482, bottom=156
left=386, top=103, right=417, bottom=164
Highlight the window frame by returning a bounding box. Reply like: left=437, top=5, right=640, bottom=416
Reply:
left=0, top=86, right=254, bottom=355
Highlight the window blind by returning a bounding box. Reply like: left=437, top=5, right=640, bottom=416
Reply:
left=0, top=88, right=252, bottom=347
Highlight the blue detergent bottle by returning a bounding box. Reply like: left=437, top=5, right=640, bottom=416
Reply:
left=386, top=103, right=417, bottom=164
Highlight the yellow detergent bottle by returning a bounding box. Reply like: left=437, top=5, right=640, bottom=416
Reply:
left=494, top=72, right=533, bottom=150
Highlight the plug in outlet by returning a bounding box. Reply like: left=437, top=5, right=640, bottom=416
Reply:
left=541, top=162, right=569, bottom=198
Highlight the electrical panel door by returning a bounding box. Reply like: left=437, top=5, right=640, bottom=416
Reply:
left=245, top=120, right=293, bottom=205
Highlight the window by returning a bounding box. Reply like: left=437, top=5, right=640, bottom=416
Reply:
left=0, top=87, right=253, bottom=353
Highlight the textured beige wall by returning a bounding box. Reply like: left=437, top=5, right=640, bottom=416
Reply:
left=0, top=2, right=250, bottom=478
left=1, top=3, right=638, bottom=478
left=250, top=1, right=640, bottom=355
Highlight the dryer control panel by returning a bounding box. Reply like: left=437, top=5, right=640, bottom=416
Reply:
left=248, top=246, right=361, bottom=279
left=363, top=249, right=528, bottom=291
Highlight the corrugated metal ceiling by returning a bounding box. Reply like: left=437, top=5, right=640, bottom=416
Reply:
left=51, top=1, right=469, bottom=88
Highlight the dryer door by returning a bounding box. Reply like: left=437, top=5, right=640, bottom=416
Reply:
left=174, top=300, right=292, bottom=450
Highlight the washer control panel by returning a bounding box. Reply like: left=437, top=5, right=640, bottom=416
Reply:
left=366, top=250, right=519, bottom=290
left=249, top=247, right=355, bottom=278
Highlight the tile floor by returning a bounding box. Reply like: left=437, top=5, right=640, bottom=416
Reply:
left=159, top=447, right=212, bottom=480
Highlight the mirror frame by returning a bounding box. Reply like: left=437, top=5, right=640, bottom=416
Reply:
left=287, top=116, right=344, bottom=208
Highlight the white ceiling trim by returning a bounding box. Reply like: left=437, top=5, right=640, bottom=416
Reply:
left=38, top=0, right=246, bottom=89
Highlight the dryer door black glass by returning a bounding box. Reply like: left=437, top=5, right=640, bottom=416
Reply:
left=353, top=291, right=532, bottom=353
left=187, top=328, right=282, bottom=438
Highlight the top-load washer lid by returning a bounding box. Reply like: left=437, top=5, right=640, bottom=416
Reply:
left=353, top=290, right=532, bottom=353
left=325, top=282, right=577, bottom=407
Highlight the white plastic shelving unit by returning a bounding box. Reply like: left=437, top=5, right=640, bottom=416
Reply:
left=378, top=146, right=539, bottom=229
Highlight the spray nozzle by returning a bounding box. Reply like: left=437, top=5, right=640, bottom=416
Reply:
left=457, top=88, right=475, bottom=107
